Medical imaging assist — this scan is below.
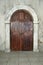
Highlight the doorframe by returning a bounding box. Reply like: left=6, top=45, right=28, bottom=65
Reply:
left=5, top=5, right=39, bottom=52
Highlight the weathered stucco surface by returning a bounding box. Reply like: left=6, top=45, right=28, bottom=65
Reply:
left=0, top=0, right=43, bottom=51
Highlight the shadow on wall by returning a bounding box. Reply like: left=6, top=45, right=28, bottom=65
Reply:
left=38, top=40, right=43, bottom=52
left=0, top=35, right=5, bottom=51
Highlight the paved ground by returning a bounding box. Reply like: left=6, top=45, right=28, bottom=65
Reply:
left=0, top=51, right=43, bottom=65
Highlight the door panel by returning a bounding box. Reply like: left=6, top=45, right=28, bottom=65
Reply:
left=10, top=22, right=33, bottom=51
left=10, top=10, right=33, bottom=51
left=20, top=22, right=33, bottom=51
left=10, top=22, right=20, bottom=51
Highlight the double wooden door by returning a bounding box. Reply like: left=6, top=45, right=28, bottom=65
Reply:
left=10, top=10, right=33, bottom=51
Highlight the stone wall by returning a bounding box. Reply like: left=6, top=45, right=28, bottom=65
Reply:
left=0, top=0, right=43, bottom=51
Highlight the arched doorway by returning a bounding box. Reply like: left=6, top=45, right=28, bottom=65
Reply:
left=10, top=10, right=33, bottom=51
left=5, top=5, right=39, bottom=52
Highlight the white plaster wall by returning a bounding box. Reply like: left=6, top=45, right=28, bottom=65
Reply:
left=0, top=14, right=5, bottom=51
left=0, top=0, right=43, bottom=51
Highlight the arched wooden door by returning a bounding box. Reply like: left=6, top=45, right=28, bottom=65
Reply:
left=10, top=10, right=33, bottom=51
